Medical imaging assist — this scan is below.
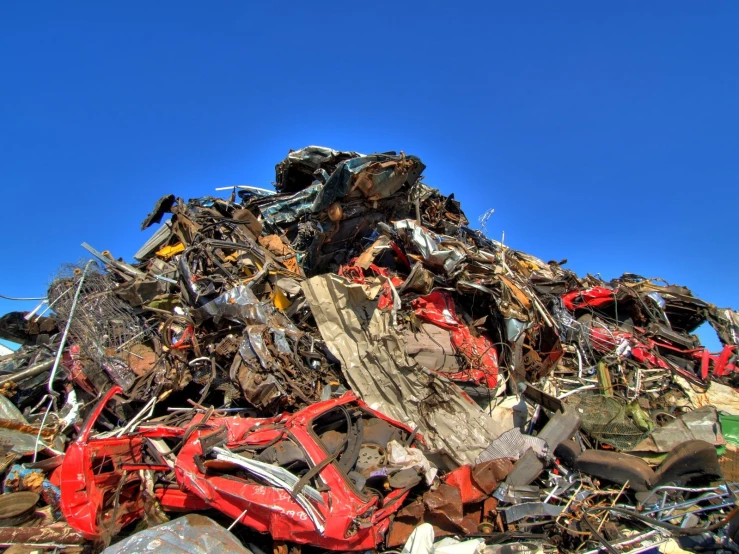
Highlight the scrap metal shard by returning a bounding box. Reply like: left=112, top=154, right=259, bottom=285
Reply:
left=302, top=274, right=505, bottom=466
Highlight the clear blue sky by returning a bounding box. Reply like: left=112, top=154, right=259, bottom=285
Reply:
left=1, top=2, right=737, bottom=350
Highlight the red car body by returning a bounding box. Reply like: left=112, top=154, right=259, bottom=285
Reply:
left=60, top=386, right=419, bottom=550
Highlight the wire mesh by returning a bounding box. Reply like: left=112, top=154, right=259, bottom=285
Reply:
left=47, top=263, right=145, bottom=389
left=566, top=393, right=649, bottom=451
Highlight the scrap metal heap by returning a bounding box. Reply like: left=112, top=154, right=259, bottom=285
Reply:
left=1, top=146, right=739, bottom=553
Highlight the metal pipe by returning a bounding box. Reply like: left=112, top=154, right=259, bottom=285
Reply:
left=81, top=242, right=145, bottom=278
left=114, top=396, right=156, bottom=437
left=558, top=384, right=598, bottom=400
left=227, top=508, right=249, bottom=531
left=32, top=395, right=54, bottom=463
left=0, top=358, right=55, bottom=386
left=660, top=500, right=737, bottom=520
left=639, top=494, right=736, bottom=519
left=638, top=484, right=735, bottom=508
left=23, top=299, right=47, bottom=321
left=47, top=260, right=94, bottom=395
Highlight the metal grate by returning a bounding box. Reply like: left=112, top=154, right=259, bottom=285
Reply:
left=566, top=394, right=649, bottom=451
left=48, top=263, right=146, bottom=390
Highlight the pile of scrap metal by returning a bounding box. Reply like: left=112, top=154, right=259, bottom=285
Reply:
left=0, top=145, right=738, bottom=553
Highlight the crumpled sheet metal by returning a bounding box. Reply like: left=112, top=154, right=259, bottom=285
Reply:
left=275, top=146, right=361, bottom=193
left=195, top=284, right=269, bottom=325
left=268, top=148, right=424, bottom=225
left=302, top=274, right=505, bottom=466
left=387, top=459, right=513, bottom=547
left=708, top=308, right=739, bottom=347
left=632, top=405, right=724, bottom=453
left=395, top=220, right=466, bottom=275
left=208, top=447, right=326, bottom=534
left=258, top=182, right=324, bottom=225
left=404, top=322, right=461, bottom=372
left=501, top=502, right=563, bottom=523
left=101, top=514, right=254, bottom=554
left=476, top=428, right=549, bottom=463
left=674, top=375, right=739, bottom=416
left=312, top=153, right=425, bottom=212
left=412, top=290, right=499, bottom=389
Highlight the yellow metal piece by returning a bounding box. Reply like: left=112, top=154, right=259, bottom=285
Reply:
left=273, top=288, right=292, bottom=311
left=156, top=243, right=185, bottom=259
left=596, top=360, right=614, bottom=397
left=499, top=275, right=533, bottom=309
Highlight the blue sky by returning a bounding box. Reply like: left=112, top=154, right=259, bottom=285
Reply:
left=1, top=2, right=737, bottom=350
